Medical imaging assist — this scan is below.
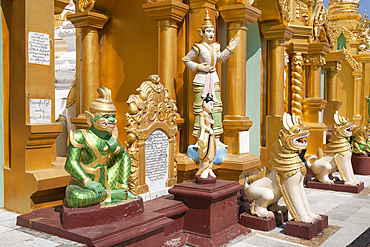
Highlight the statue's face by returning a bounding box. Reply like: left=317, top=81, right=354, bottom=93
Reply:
left=204, top=101, right=214, bottom=114
left=93, top=112, right=117, bottom=133
left=203, top=28, right=214, bottom=42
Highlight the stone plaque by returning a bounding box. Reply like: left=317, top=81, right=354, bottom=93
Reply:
left=145, top=129, right=169, bottom=191
left=29, top=99, right=52, bottom=124
left=28, top=32, right=50, bottom=65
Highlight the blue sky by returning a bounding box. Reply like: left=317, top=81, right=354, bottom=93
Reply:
left=323, top=0, right=370, bottom=16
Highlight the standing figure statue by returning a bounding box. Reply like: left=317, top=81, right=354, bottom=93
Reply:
left=196, top=93, right=217, bottom=182
left=182, top=10, right=240, bottom=146
left=65, top=86, right=138, bottom=208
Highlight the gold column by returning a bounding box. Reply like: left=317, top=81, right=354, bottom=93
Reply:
left=143, top=0, right=189, bottom=100
left=355, top=54, right=370, bottom=124
left=216, top=3, right=261, bottom=183
left=323, top=51, right=345, bottom=127
left=262, top=24, right=294, bottom=166
left=303, top=55, right=327, bottom=155
left=352, top=71, right=363, bottom=125
left=68, top=11, right=109, bottom=128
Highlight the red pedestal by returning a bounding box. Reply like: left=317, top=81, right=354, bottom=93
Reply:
left=306, top=180, right=364, bottom=193
left=62, top=198, right=144, bottom=229
left=17, top=196, right=188, bottom=247
left=285, top=215, right=328, bottom=240
left=239, top=211, right=288, bottom=231
left=169, top=180, right=251, bottom=247
left=352, top=154, right=370, bottom=175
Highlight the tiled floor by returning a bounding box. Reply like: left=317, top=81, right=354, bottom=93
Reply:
left=0, top=174, right=369, bottom=247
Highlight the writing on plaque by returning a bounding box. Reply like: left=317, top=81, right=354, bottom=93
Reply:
left=28, top=32, right=50, bottom=65
left=145, top=129, right=169, bottom=191
left=30, top=99, right=52, bottom=124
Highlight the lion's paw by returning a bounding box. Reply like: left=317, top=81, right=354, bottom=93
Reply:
left=265, top=211, right=275, bottom=219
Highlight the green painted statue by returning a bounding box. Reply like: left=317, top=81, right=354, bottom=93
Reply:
left=65, top=86, right=138, bottom=208
left=352, top=124, right=370, bottom=155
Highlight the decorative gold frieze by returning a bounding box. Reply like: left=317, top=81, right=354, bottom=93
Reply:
left=332, top=26, right=354, bottom=41
left=277, top=0, right=290, bottom=25
left=296, top=0, right=309, bottom=23
left=342, top=48, right=362, bottom=72
left=79, top=0, right=96, bottom=12
left=305, top=54, right=326, bottom=66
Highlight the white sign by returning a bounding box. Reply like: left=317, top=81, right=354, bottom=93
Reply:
left=30, top=99, right=52, bottom=124
left=239, top=131, right=250, bottom=154
left=28, top=32, right=50, bottom=65
left=145, top=129, right=169, bottom=192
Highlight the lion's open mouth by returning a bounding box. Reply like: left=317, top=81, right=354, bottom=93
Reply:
left=345, top=125, right=355, bottom=134
left=294, top=134, right=309, bottom=147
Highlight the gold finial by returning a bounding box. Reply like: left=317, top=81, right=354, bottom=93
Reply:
left=89, top=86, right=116, bottom=113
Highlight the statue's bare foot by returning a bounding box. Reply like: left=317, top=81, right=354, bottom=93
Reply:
left=302, top=215, right=313, bottom=224
left=327, top=180, right=335, bottom=185
left=209, top=169, right=216, bottom=178
left=200, top=168, right=209, bottom=179
left=310, top=213, right=321, bottom=220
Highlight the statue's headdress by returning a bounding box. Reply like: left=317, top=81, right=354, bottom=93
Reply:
left=204, top=93, right=214, bottom=103
left=88, top=86, right=116, bottom=114
left=197, top=10, right=214, bottom=37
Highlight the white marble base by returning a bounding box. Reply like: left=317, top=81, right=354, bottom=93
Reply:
left=140, top=187, right=172, bottom=202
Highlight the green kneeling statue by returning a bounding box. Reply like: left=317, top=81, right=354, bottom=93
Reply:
left=65, top=86, right=139, bottom=208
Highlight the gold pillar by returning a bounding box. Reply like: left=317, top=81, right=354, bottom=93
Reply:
left=68, top=11, right=109, bottom=128
left=353, top=71, right=363, bottom=125
left=291, top=53, right=304, bottom=117
left=302, top=45, right=329, bottom=156
left=143, top=0, right=189, bottom=100
left=217, top=3, right=261, bottom=183
left=323, top=51, right=345, bottom=127
left=261, top=24, right=294, bottom=167
left=4, top=0, right=68, bottom=213
left=355, top=54, right=370, bottom=124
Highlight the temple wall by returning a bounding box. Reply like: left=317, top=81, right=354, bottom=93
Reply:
left=99, top=1, right=158, bottom=144
left=337, top=62, right=354, bottom=121
left=0, top=0, right=3, bottom=207
left=246, top=22, right=261, bottom=157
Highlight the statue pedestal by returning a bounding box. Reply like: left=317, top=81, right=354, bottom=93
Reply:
left=239, top=211, right=288, bottom=231
left=306, top=180, right=364, bottom=193
left=351, top=154, right=370, bottom=175
left=169, top=180, right=250, bottom=247
left=62, top=198, right=144, bottom=229
left=17, top=196, right=188, bottom=246
left=285, top=215, right=328, bottom=240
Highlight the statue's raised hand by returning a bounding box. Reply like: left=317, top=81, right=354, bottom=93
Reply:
left=105, top=136, right=118, bottom=153
left=85, top=181, right=105, bottom=195
left=228, top=37, right=240, bottom=51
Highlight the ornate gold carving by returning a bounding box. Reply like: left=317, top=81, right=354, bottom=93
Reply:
left=125, top=74, right=179, bottom=194
left=310, top=1, right=334, bottom=45
left=278, top=0, right=291, bottom=25
left=333, top=26, right=354, bottom=41
left=79, top=0, right=95, bottom=12
left=296, top=0, right=309, bottom=23
left=291, top=53, right=304, bottom=118
left=305, top=54, right=326, bottom=66
left=342, top=48, right=362, bottom=72
left=336, top=62, right=342, bottom=71
left=66, top=80, right=76, bottom=108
